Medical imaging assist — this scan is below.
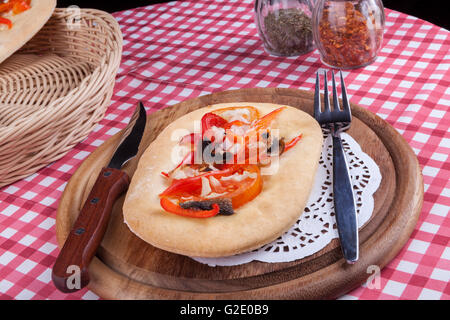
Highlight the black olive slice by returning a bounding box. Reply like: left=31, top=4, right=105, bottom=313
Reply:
left=180, top=198, right=234, bottom=216
left=267, top=137, right=285, bottom=155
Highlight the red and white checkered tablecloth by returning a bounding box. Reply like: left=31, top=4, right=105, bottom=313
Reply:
left=0, top=0, right=448, bottom=300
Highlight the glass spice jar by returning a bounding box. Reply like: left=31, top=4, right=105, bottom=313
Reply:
left=312, top=0, right=385, bottom=69
left=254, top=0, right=315, bottom=57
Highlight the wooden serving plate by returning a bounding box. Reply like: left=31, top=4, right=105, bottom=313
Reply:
left=56, top=88, right=423, bottom=299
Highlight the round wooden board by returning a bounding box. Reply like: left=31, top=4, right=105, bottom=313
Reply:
left=56, top=88, right=423, bottom=299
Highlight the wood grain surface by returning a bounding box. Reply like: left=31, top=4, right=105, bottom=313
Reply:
left=55, top=88, right=423, bottom=299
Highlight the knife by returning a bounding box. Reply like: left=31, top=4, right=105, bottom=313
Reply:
left=52, top=101, right=147, bottom=293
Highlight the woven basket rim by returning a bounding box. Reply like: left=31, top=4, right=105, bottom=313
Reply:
left=0, top=8, right=122, bottom=134
left=0, top=8, right=123, bottom=187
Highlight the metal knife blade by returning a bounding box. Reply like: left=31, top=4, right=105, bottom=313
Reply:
left=108, top=101, right=147, bottom=169
left=52, top=101, right=147, bottom=293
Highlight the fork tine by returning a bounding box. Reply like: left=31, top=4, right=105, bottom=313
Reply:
left=314, top=72, right=321, bottom=117
left=340, top=71, right=351, bottom=115
left=331, top=70, right=340, bottom=111
left=323, top=70, right=331, bottom=113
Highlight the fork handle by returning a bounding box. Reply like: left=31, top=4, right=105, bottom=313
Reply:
left=332, top=131, right=359, bottom=264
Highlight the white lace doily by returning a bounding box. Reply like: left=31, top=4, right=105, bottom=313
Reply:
left=192, top=132, right=382, bottom=266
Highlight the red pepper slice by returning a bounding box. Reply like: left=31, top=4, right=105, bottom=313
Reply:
left=160, top=197, right=220, bottom=218
left=0, top=3, right=13, bottom=13
left=216, top=165, right=262, bottom=209
left=250, top=107, right=286, bottom=132
left=284, top=133, right=303, bottom=152
left=161, top=150, right=198, bottom=180
left=160, top=165, right=262, bottom=213
left=173, top=150, right=196, bottom=170
left=201, top=112, right=228, bottom=142
left=12, top=0, right=30, bottom=14
left=202, top=106, right=261, bottom=138
left=179, top=132, right=201, bottom=146
left=160, top=175, right=203, bottom=198
left=202, top=112, right=228, bottom=133
left=0, top=17, right=12, bottom=29
left=0, top=0, right=31, bottom=30
left=159, top=164, right=242, bottom=198
left=159, top=107, right=289, bottom=217
left=161, top=171, right=170, bottom=178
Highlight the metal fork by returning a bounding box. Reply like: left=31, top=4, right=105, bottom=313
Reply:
left=314, top=70, right=358, bottom=264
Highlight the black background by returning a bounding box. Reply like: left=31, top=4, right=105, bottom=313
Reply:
left=55, top=0, right=449, bottom=30
left=0, top=300, right=442, bottom=317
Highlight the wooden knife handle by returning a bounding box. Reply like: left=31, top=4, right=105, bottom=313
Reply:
left=52, top=167, right=129, bottom=293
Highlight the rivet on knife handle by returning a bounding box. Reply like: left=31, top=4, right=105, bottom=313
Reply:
left=52, top=168, right=129, bottom=292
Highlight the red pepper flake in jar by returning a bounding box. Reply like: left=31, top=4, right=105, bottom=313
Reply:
left=312, top=0, right=385, bottom=69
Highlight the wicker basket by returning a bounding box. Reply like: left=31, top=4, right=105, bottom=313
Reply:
left=0, top=8, right=122, bottom=188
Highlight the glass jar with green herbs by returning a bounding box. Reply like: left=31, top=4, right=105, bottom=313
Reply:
left=254, top=0, right=315, bottom=57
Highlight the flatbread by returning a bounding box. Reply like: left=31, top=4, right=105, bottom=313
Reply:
left=123, top=102, right=323, bottom=257
left=0, top=0, right=56, bottom=64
